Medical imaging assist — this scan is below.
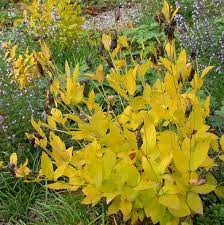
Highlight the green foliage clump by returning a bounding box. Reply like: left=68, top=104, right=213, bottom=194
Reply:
left=194, top=194, right=224, bottom=225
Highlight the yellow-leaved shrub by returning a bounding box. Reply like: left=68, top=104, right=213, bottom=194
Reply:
left=8, top=1, right=224, bottom=224
left=23, top=0, right=84, bottom=45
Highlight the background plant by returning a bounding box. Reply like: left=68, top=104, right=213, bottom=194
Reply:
left=194, top=193, right=224, bottom=225
left=23, top=0, right=85, bottom=46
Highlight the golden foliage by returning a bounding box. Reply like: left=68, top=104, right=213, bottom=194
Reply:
left=5, top=43, right=53, bottom=88
left=23, top=0, right=84, bottom=44
left=8, top=1, right=224, bottom=224
left=9, top=153, right=31, bottom=178
left=23, top=29, right=224, bottom=225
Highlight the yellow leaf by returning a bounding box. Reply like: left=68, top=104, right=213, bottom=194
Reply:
left=200, top=157, right=216, bottom=169
left=39, top=138, right=48, bottom=149
left=138, top=62, right=150, bottom=79
left=187, top=192, right=203, bottom=214
left=142, top=157, right=158, bottom=181
left=102, top=34, right=111, bottom=51
left=219, top=155, right=224, bottom=161
left=108, top=197, right=120, bottom=215
left=206, top=172, right=217, bottom=186
left=47, top=181, right=79, bottom=191
left=119, top=36, right=129, bottom=48
left=190, top=72, right=203, bottom=91
left=190, top=140, right=210, bottom=171
left=160, top=182, right=181, bottom=195
left=113, top=162, right=140, bottom=187
left=204, top=96, right=211, bottom=116
left=143, top=83, right=151, bottom=102
left=96, top=64, right=105, bottom=82
left=82, top=185, right=102, bottom=205
left=0, top=161, right=3, bottom=168
left=159, top=194, right=180, bottom=210
left=214, top=186, right=224, bottom=199
left=10, top=153, right=17, bottom=166
left=51, top=108, right=63, bottom=124
left=181, top=222, right=191, bottom=225
left=124, top=65, right=138, bottom=95
left=50, top=78, right=60, bottom=94
left=107, top=74, right=128, bottom=99
left=87, top=64, right=105, bottom=83
left=50, top=133, right=69, bottom=165
left=158, top=131, right=178, bottom=156
left=120, top=199, right=132, bottom=220
left=176, top=50, right=187, bottom=73
left=47, top=115, right=57, bottom=129
left=40, top=42, right=51, bottom=61
left=16, top=159, right=31, bottom=178
left=134, top=178, right=156, bottom=191
left=102, top=151, right=116, bottom=179
left=191, top=184, right=215, bottom=194
left=112, top=45, right=120, bottom=59
left=31, top=117, right=46, bottom=138
left=54, top=163, right=67, bottom=181
left=65, top=60, right=70, bottom=77
left=114, top=59, right=126, bottom=68
left=162, top=0, right=170, bottom=21
left=66, top=69, right=73, bottom=94
left=160, top=58, right=172, bottom=73
left=88, top=160, right=103, bottom=187
left=173, top=149, right=189, bottom=173
left=10, top=45, right=17, bottom=58
left=220, top=135, right=224, bottom=151
left=73, top=64, right=79, bottom=82
left=143, top=120, right=156, bottom=153
left=144, top=198, right=166, bottom=224
left=87, top=89, right=95, bottom=110
left=201, top=66, right=214, bottom=78
left=169, top=197, right=190, bottom=217
left=159, top=154, right=172, bottom=174
left=165, top=40, right=176, bottom=61
left=41, top=152, right=54, bottom=180
left=171, top=7, right=180, bottom=21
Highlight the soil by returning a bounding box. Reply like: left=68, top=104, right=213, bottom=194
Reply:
left=83, top=3, right=143, bottom=31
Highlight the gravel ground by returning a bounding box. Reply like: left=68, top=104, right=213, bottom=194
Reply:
left=83, top=3, right=143, bottom=31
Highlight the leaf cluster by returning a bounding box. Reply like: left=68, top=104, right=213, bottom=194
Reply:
left=23, top=0, right=85, bottom=45
left=4, top=42, right=53, bottom=88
